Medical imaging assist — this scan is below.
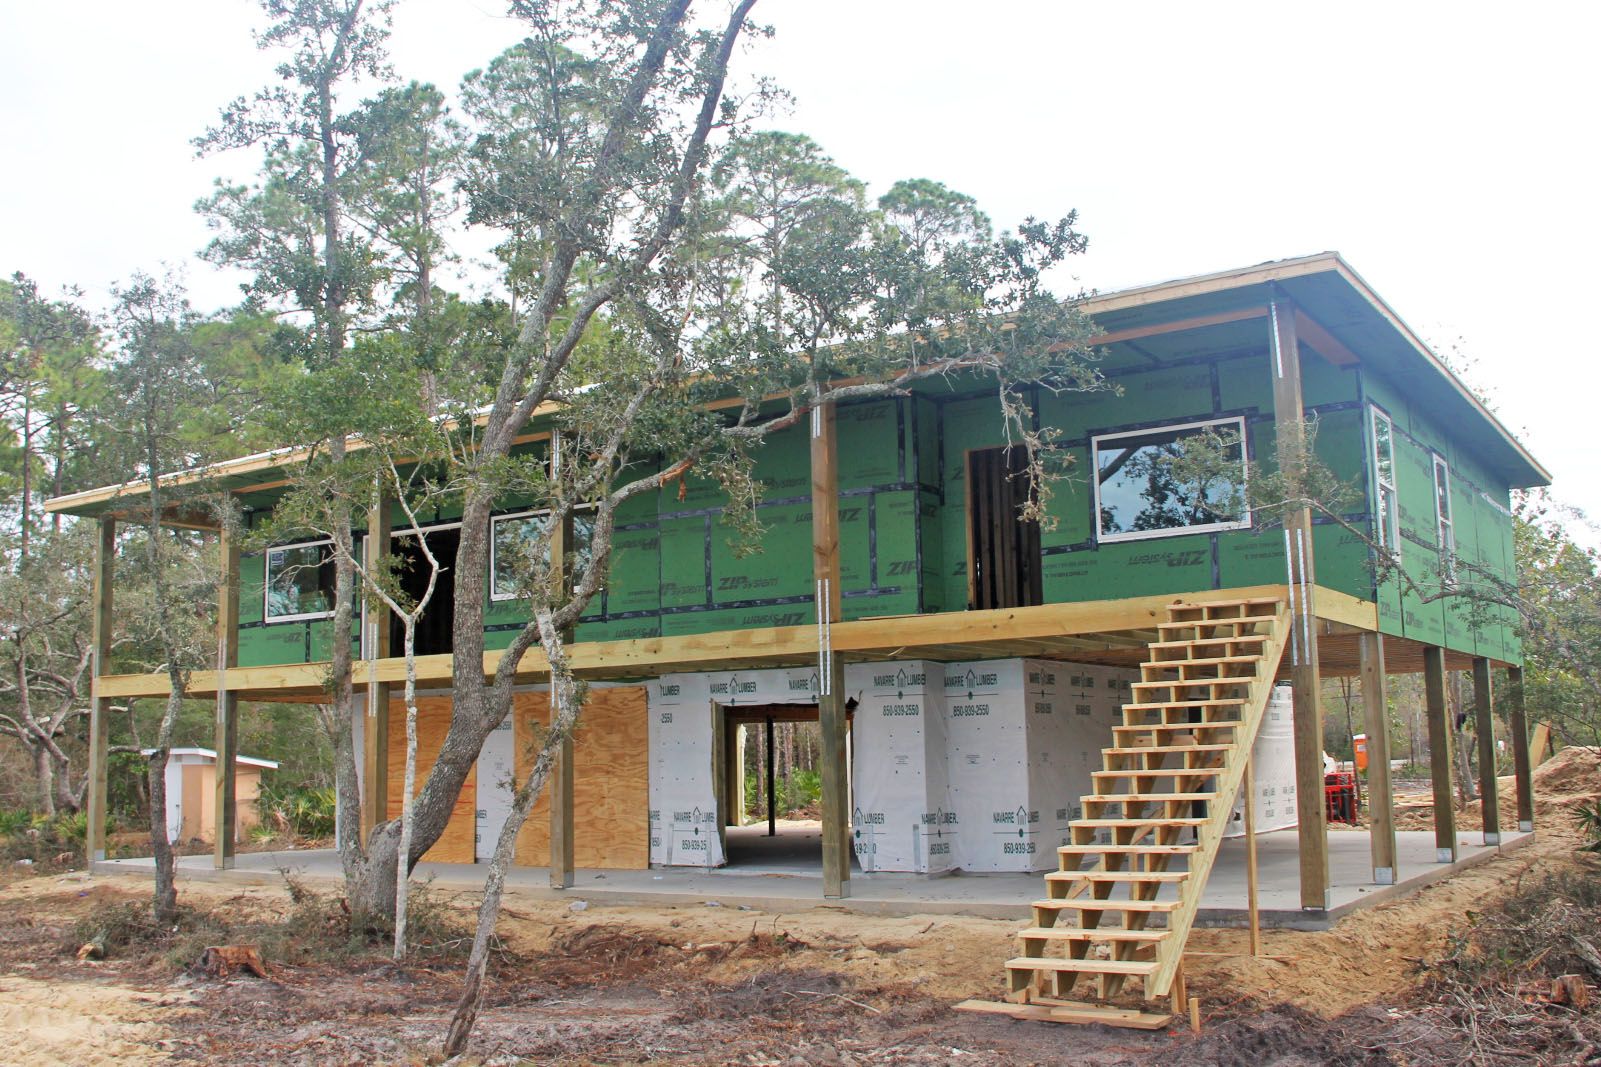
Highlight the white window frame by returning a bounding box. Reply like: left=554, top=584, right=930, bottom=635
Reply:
left=488, top=509, right=596, bottom=603
left=263, top=538, right=337, bottom=623
left=1432, top=453, right=1456, bottom=580
left=1370, top=406, right=1401, bottom=561
left=1091, top=415, right=1251, bottom=545
left=489, top=510, right=545, bottom=602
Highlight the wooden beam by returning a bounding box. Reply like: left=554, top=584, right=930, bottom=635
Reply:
left=1507, top=666, right=1534, bottom=832
left=1358, top=633, right=1396, bottom=884
left=1423, top=645, right=1458, bottom=862
left=766, top=716, right=777, bottom=838
left=1270, top=300, right=1330, bottom=911
left=1088, top=306, right=1268, bottom=349
left=213, top=514, right=242, bottom=869
left=86, top=517, right=115, bottom=868
left=1472, top=658, right=1500, bottom=846
left=549, top=463, right=576, bottom=891
left=1291, top=309, right=1360, bottom=367
left=1243, top=756, right=1261, bottom=957
left=811, top=402, right=850, bottom=899
left=91, top=583, right=1376, bottom=700
left=361, top=496, right=393, bottom=844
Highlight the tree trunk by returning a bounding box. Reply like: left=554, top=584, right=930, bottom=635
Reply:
left=394, top=620, right=420, bottom=961
left=33, top=741, right=56, bottom=818
left=443, top=612, right=577, bottom=1059
left=148, top=745, right=178, bottom=924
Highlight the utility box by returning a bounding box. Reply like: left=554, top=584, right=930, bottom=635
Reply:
left=146, top=748, right=278, bottom=846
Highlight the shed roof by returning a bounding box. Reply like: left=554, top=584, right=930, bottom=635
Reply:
left=141, top=747, right=280, bottom=770
left=44, top=251, right=1548, bottom=520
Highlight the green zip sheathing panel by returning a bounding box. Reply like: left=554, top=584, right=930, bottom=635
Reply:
left=230, top=339, right=1521, bottom=671
left=1362, top=362, right=1520, bottom=662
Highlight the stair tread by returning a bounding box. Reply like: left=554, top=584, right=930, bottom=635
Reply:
left=1082, top=792, right=1218, bottom=804
left=1018, top=926, right=1171, bottom=941
left=1141, top=654, right=1264, bottom=669
left=1121, top=698, right=1247, bottom=711
left=1112, top=723, right=1241, bottom=735
left=1058, top=843, right=1200, bottom=855
left=1103, top=744, right=1234, bottom=755
left=1070, top=817, right=1207, bottom=827
left=1005, top=957, right=1157, bottom=975
left=1159, top=614, right=1279, bottom=630
left=1033, top=898, right=1180, bottom=911
left=1092, top=767, right=1223, bottom=778
left=1150, top=634, right=1270, bottom=650
left=1045, top=870, right=1189, bottom=883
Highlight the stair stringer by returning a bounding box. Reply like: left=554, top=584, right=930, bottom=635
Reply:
left=1141, top=601, right=1291, bottom=1000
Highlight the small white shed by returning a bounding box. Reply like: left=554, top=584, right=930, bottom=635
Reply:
left=143, top=748, right=279, bottom=846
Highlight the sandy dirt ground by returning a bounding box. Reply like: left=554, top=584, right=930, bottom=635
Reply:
left=0, top=748, right=1594, bottom=1065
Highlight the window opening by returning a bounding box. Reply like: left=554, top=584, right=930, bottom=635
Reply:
left=1371, top=407, right=1400, bottom=560
left=489, top=509, right=595, bottom=602
left=1092, top=416, right=1249, bottom=544
left=264, top=539, right=336, bottom=622
left=1432, top=454, right=1455, bottom=581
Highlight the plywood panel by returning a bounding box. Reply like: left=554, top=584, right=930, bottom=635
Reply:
left=387, top=697, right=477, bottom=864
left=513, top=686, right=650, bottom=869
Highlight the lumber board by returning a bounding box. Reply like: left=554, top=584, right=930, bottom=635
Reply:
left=513, top=687, right=650, bottom=870
left=386, top=696, right=477, bottom=865
left=953, top=999, right=1173, bottom=1030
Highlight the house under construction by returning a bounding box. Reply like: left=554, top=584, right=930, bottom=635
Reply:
left=48, top=252, right=1550, bottom=1024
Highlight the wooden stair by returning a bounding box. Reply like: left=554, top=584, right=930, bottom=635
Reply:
left=956, top=596, right=1290, bottom=1029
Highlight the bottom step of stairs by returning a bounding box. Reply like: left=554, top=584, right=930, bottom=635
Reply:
left=953, top=998, right=1173, bottom=1030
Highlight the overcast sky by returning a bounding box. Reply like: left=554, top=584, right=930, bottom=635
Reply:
left=4, top=1, right=1597, bottom=521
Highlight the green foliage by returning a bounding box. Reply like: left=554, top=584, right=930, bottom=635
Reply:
left=256, top=780, right=336, bottom=839
left=783, top=769, right=821, bottom=813
left=1573, top=799, right=1601, bottom=854
left=0, top=808, right=91, bottom=866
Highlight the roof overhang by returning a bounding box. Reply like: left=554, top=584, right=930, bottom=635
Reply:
left=1078, top=252, right=1549, bottom=489
left=46, top=252, right=1548, bottom=520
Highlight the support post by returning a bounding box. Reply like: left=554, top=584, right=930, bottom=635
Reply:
left=766, top=716, right=777, bottom=838
left=213, top=511, right=241, bottom=869
left=1244, top=755, right=1261, bottom=958
left=548, top=497, right=576, bottom=890
left=1507, top=665, right=1534, bottom=832
left=1423, top=645, right=1457, bottom=862
left=1270, top=299, right=1330, bottom=911
left=811, top=401, right=850, bottom=899
left=725, top=722, right=745, bottom=827
left=361, top=496, right=392, bottom=843
left=86, top=517, right=115, bottom=869
left=1472, top=657, right=1500, bottom=846
left=1358, top=633, right=1396, bottom=884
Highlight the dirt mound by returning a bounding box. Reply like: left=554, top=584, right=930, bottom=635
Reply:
left=1385, top=745, right=1600, bottom=833
left=1531, top=744, right=1601, bottom=809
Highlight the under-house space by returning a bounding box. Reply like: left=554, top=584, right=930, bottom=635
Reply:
left=51, top=253, right=1554, bottom=1030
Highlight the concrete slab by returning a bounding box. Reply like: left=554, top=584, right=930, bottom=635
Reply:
left=96, top=827, right=1532, bottom=929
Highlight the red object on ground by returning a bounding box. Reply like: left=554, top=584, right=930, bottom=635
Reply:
left=1325, top=771, right=1358, bottom=824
